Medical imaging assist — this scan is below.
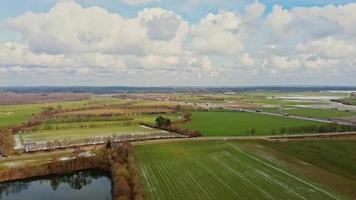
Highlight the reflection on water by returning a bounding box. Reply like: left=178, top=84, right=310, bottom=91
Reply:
left=0, top=170, right=111, bottom=200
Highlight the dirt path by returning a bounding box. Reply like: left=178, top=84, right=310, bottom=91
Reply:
left=132, top=132, right=356, bottom=145
left=2, top=132, right=355, bottom=162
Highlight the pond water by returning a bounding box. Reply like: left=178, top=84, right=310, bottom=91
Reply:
left=0, top=170, right=111, bottom=200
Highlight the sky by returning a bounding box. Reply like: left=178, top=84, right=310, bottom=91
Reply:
left=0, top=0, right=355, bottom=86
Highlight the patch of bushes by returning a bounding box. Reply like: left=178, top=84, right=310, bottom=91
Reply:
left=141, top=112, right=201, bottom=138
left=109, top=142, right=145, bottom=200
left=0, top=131, right=15, bottom=156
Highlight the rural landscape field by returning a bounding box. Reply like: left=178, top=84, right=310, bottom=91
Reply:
left=1, top=0, right=356, bottom=199
left=0, top=87, right=355, bottom=200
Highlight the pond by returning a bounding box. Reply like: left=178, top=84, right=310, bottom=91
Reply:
left=0, top=170, right=111, bottom=200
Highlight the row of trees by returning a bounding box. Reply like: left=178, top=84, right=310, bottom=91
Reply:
left=43, top=115, right=133, bottom=124
left=245, top=123, right=356, bottom=136
left=22, top=132, right=187, bottom=152
left=108, top=142, right=145, bottom=200
left=279, top=124, right=356, bottom=134
left=53, top=104, right=174, bottom=116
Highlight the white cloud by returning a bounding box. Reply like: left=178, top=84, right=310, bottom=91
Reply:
left=268, top=55, right=301, bottom=71
left=141, top=9, right=181, bottom=41
left=122, top=0, right=152, bottom=6
left=6, top=2, right=188, bottom=56
left=244, top=1, right=265, bottom=20
left=265, top=5, right=292, bottom=40
left=191, top=11, right=244, bottom=56
left=296, top=36, right=355, bottom=59
left=240, top=53, right=255, bottom=67
left=1, top=1, right=356, bottom=85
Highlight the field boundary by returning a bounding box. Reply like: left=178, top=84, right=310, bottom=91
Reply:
left=132, top=132, right=356, bottom=145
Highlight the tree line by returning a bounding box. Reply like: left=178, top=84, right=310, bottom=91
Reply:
left=245, top=123, right=356, bottom=135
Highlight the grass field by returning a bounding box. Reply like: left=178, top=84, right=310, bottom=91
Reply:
left=238, top=139, right=356, bottom=198
left=134, top=141, right=343, bottom=200
left=20, top=125, right=163, bottom=144
left=182, top=111, right=323, bottom=136
left=258, top=140, right=356, bottom=181
left=38, top=114, right=181, bottom=130
left=280, top=108, right=356, bottom=119
left=0, top=105, right=41, bottom=128
left=0, top=96, right=141, bottom=128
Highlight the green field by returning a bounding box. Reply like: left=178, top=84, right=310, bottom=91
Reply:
left=280, top=108, right=356, bottom=119
left=0, top=97, right=137, bottom=129
left=0, top=105, right=41, bottom=128
left=239, top=139, right=356, bottom=198
left=259, top=140, right=356, bottom=181
left=38, top=114, right=181, bottom=130
left=20, top=125, right=164, bottom=144
left=134, top=141, right=343, bottom=200
left=182, top=111, right=323, bottom=136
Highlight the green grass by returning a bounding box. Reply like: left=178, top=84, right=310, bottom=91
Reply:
left=0, top=97, right=129, bottom=128
left=182, top=111, right=323, bottom=136
left=38, top=114, right=181, bottom=130
left=20, top=125, right=163, bottom=143
left=134, top=141, right=343, bottom=200
left=282, top=108, right=356, bottom=119
left=259, top=140, right=356, bottom=181
left=0, top=105, right=42, bottom=128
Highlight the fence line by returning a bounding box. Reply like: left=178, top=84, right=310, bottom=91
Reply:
left=20, top=132, right=187, bottom=153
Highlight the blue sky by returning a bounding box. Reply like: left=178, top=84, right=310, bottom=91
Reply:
left=0, top=0, right=355, bottom=86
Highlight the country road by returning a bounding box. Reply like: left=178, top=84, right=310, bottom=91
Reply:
left=2, top=132, right=355, bottom=162
left=131, top=131, right=356, bottom=145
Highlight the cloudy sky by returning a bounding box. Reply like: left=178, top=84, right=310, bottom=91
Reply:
left=0, top=0, right=355, bottom=86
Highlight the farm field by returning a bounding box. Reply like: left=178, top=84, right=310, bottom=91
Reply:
left=134, top=141, right=344, bottom=200
left=182, top=111, right=323, bottom=136
left=20, top=125, right=166, bottom=144
left=0, top=97, right=131, bottom=128
left=0, top=105, right=42, bottom=128
left=38, top=113, right=180, bottom=128
left=258, top=140, right=356, bottom=180
left=263, top=108, right=356, bottom=119
left=238, top=140, right=356, bottom=198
